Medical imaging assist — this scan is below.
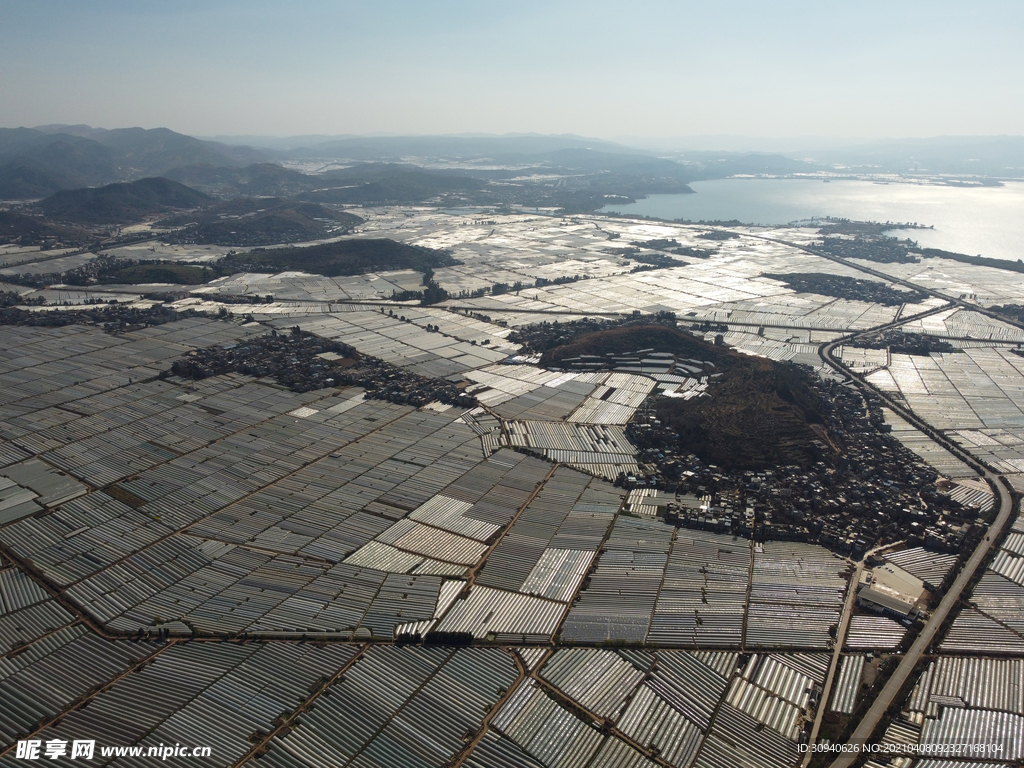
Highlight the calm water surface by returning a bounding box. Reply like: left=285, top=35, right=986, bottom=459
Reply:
left=602, top=178, right=1024, bottom=262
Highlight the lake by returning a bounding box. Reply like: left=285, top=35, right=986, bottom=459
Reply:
left=601, top=178, right=1024, bottom=262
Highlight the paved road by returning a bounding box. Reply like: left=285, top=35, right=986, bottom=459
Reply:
left=816, top=329, right=1016, bottom=767
left=745, top=230, right=1024, bottom=763
left=826, top=472, right=1012, bottom=768
left=802, top=558, right=865, bottom=768
left=675, top=226, right=1015, bottom=760
left=585, top=222, right=1021, bottom=760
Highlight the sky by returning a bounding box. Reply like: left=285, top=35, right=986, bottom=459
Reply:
left=2, top=0, right=1022, bottom=141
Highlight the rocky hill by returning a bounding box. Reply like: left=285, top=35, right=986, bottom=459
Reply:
left=541, top=324, right=832, bottom=470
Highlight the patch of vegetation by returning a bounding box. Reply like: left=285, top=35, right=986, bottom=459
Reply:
left=0, top=210, right=93, bottom=247
left=671, top=246, right=716, bottom=259
left=389, top=267, right=450, bottom=306
left=223, top=238, right=457, bottom=278
left=169, top=329, right=350, bottom=392
left=539, top=323, right=715, bottom=368
left=0, top=303, right=204, bottom=330
left=9, top=237, right=456, bottom=291
left=696, top=230, right=740, bottom=241
left=816, top=228, right=1024, bottom=274
left=918, top=247, right=1024, bottom=274
left=34, top=177, right=212, bottom=225
left=671, top=218, right=747, bottom=227
left=629, top=252, right=681, bottom=272
left=611, top=244, right=683, bottom=271
left=491, top=281, right=525, bottom=296
left=763, top=272, right=926, bottom=306
left=635, top=238, right=681, bottom=250
left=816, top=236, right=920, bottom=264
left=656, top=357, right=831, bottom=470
left=160, top=198, right=363, bottom=247
left=5, top=254, right=223, bottom=289
left=689, top=320, right=729, bottom=333
left=98, top=262, right=215, bottom=285
left=534, top=274, right=585, bottom=288
left=299, top=165, right=486, bottom=205
left=990, top=304, right=1024, bottom=324
left=420, top=279, right=449, bottom=306
left=851, top=330, right=961, bottom=357
left=0, top=290, right=35, bottom=307
left=509, top=313, right=679, bottom=355
left=815, top=218, right=933, bottom=238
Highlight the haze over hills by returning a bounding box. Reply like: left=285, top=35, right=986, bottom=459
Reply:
left=808, top=135, right=1024, bottom=177
left=202, top=130, right=1024, bottom=177
left=0, top=128, right=718, bottom=223
left=29, top=124, right=269, bottom=167
left=34, top=177, right=212, bottom=225
left=624, top=135, right=1024, bottom=177
left=0, top=128, right=668, bottom=202
left=163, top=163, right=320, bottom=199
left=0, top=125, right=273, bottom=199
left=226, top=133, right=640, bottom=158
left=3, top=123, right=1023, bottom=252
left=0, top=209, right=92, bottom=245
left=5, top=124, right=1022, bottom=208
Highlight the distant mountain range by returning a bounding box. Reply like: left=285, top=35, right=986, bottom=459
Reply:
left=201, top=132, right=639, bottom=157
left=624, top=135, right=1024, bottom=177
left=0, top=127, right=663, bottom=201
left=286, top=133, right=642, bottom=161
left=0, top=125, right=273, bottom=199
left=808, top=136, right=1024, bottom=177
left=4, top=126, right=1022, bottom=205
left=4, top=123, right=1022, bottom=243
left=0, top=125, right=721, bottom=219
left=202, top=131, right=1024, bottom=177
left=163, top=163, right=314, bottom=199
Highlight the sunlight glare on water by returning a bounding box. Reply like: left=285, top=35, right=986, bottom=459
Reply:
left=602, top=178, right=1024, bottom=262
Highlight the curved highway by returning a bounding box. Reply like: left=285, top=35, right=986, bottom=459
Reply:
left=730, top=229, right=1019, bottom=763
left=819, top=338, right=1015, bottom=767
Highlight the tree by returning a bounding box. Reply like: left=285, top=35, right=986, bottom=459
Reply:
left=421, top=280, right=449, bottom=306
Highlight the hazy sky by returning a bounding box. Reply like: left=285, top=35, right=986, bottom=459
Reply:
left=2, top=0, right=1022, bottom=140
